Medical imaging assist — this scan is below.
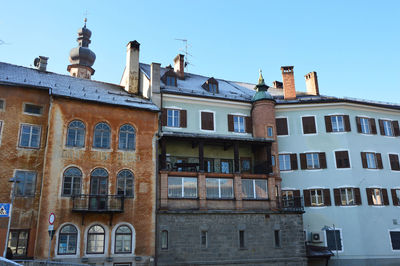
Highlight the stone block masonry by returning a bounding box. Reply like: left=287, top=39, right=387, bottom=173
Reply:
left=157, top=212, right=306, bottom=266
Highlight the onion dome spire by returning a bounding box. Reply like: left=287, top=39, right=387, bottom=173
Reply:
left=252, top=69, right=273, bottom=101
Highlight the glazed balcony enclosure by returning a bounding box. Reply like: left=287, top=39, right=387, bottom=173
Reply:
left=158, top=132, right=296, bottom=211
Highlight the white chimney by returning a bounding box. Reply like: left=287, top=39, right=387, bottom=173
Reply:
left=125, top=41, right=140, bottom=94
left=173, top=54, right=185, bottom=79
left=305, top=71, right=319, bottom=96
left=150, top=62, right=161, bottom=107
left=34, top=56, right=49, bottom=72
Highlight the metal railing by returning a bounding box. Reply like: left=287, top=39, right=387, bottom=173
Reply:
left=14, top=260, right=88, bottom=266
left=276, top=196, right=304, bottom=212
left=71, top=194, right=124, bottom=213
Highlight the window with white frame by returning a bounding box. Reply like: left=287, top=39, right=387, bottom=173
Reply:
left=242, top=179, right=268, bottom=199
left=115, top=225, right=132, bottom=254
left=206, top=178, right=233, bottom=199
left=326, top=229, right=342, bottom=251
left=58, top=225, right=78, bottom=255
left=360, top=118, right=371, bottom=134
left=331, top=116, right=344, bottom=132
left=233, top=116, right=245, bottom=133
left=93, top=122, right=111, bottom=149
left=87, top=225, right=105, bottom=254
left=118, top=124, right=135, bottom=150
left=167, top=109, right=180, bottom=127
left=383, top=120, right=394, bottom=136
left=390, top=231, right=400, bottom=250
left=306, top=153, right=320, bottom=169
left=23, top=103, right=43, bottom=115
left=279, top=154, right=291, bottom=171
left=15, top=170, right=36, bottom=197
left=66, top=120, right=85, bottom=148
left=282, top=190, right=294, bottom=207
left=366, top=153, right=377, bottom=169
left=19, top=124, right=41, bottom=148
left=62, top=167, right=82, bottom=196
left=117, top=170, right=134, bottom=197
left=340, top=188, right=355, bottom=205
left=310, top=189, right=324, bottom=206
left=168, top=177, right=197, bottom=198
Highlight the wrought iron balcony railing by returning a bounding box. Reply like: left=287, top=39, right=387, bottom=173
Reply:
left=276, top=196, right=304, bottom=212
left=71, top=194, right=124, bottom=213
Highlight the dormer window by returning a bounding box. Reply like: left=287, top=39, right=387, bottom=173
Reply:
left=202, top=78, right=219, bottom=94
left=162, top=69, right=177, bottom=87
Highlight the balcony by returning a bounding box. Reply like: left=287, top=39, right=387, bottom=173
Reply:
left=277, top=196, right=304, bottom=212
left=71, top=195, right=124, bottom=213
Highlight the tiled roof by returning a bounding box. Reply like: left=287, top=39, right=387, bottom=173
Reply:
left=0, top=62, right=159, bottom=112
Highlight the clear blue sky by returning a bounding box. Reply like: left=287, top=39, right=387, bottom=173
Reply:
left=1, top=1, right=399, bottom=103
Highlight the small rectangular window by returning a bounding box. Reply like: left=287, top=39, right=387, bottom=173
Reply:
left=167, top=109, right=180, bottom=127
left=392, top=189, right=400, bottom=206
left=161, top=231, right=168, bottom=250
left=306, top=153, right=320, bottom=169
left=340, top=188, right=355, bottom=205
left=168, top=177, right=197, bottom=198
left=267, top=126, right=273, bottom=137
left=310, top=189, right=324, bottom=206
left=335, top=151, right=350, bottom=168
left=302, top=116, right=316, bottom=134
left=361, top=152, right=383, bottom=169
left=19, top=124, right=41, bottom=148
left=166, top=76, right=176, bottom=86
left=326, top=229, right=342, bottom=251
left=331, top=116, right=344, bottom=132
left=390, top=231, right=400, bottom=250
left=239, top=230, right=245, bottom=248
left=206, top=178, right=234, bottom=199
left=240, top=158, right=251, bottom=173
left=276, top=118, right=288, bottom=135
left=15, top=170, right=37, bottom=197
left=389, top=154, right=400, bottom=171
left=23, top=103, right=43, bottom=115
left=279, top=154, right=291, bottom=171
left=233, top=116, right=245, bottom=133
left=8, top=229, right=29, bottom=257
left=201, top=231, right=208, bottom=248
left=201, top=112, right=214, bottom=131
left=383, top=120, right=394, bottom=136
left=274, top=230, right=281, bottom=248
left=220, top=159, right=233, bottom=174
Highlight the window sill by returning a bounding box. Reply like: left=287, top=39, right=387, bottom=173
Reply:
left=242, top=198, right=269, bottom=201
left=18, top=146, right=40, bottom=150
left=168, top=197, right=199, bottom=200
left=206, top=198, right=236, bottom=200
left=64, top=146, right=85, bottom=150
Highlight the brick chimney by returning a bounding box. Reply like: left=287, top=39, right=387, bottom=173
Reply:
left=281, top=66, right=296, bottom=100
left=125, top=40, right=140, bottom=94
left=174, top=54, right=185, bottom=79
left=305, top=71, right=319, bottom=96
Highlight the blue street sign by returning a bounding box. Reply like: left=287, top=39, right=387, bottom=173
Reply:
left=0, top=203, right=11, bottom=217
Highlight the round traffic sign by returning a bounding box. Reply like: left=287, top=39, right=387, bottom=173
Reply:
left=49, top=213, right=55, bottom=225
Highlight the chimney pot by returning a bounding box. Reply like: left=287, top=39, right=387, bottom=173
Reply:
left=281, top=66, right=296, bottom=100
left=305, top=71, right=319, bottom=96
left=174, top=54, right=185, bottom=79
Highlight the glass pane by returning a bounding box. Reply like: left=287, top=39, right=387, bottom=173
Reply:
left=206, top=178, right=219, bottom=198
left=168, top=177, right=182, bottom=198
left=183, top=178, right=197, bottom=198
left=255, top=180, right=268, bottom=199
left=220, top=179, right=233, bottom=198
left=242, top=180, right=253, bottom=199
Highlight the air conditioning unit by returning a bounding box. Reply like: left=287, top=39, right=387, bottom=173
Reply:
left=311, top=231, right=324, bottom=243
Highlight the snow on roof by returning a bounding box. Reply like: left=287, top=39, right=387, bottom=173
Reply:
left=0, top=62, right=159, bottom=112
left=139, top=63, right=400, bottom=110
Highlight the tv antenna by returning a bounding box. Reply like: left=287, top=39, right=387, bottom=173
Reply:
left=175, top=38, right=194, bottom=71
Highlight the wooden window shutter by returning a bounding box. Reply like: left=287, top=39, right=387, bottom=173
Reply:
left=370, top=118, right=377, bottom=134
left=323, top=189, right=331, bottom=206
left=333, top=189, right=341, bottom=206
left=344, top=115, right=351, bottom=132
left=389, top=154, right=400, bottom=170
left=293, top=190, right=300, bottom=198
left=366, top=188, right=373, bottom=205
left=324, top=116, right=332, bottom=132
left=245, top=117, right=253, bottom=134
left=391, top=189, right=399, bottom=206
left=361, top=152, right=368, bottom=168
left=290, top=154, right=298, bottom=170
left=161, top=108, right=167, bottom=126
left=376, top=153, right=383, bottom=169
left=180, top=110, right=187, bottom=128
left=303, top=190, right=311, bottom=207
left=276, top=118, right=288, bottom=135
left=201, top=112, right=214, bottom=130
left=356, top=116, right=362, bottom=133
left=354, top=188, right=362, bottom=205
left=319, top=153, right=327, bottom=169
left=227, top=115, right=234, bottom=132
left=382, top=189, right=389, bottom=205
left=302, top=116, right=316, bottom=134
left=393, top=121, right=400, bottom=136
left=300, top=153, right=307, bottom=169
left=335, top=151, right=343, bottom=168
left=378, top=119, right=385, bottom=135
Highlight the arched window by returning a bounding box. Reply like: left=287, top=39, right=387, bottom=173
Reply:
left=93, top=122, right=111, bottom=149
left=87, top=225, right=105, bottom=254
left=62, top=167, right=82, bottom=196
left=118, top=124, right=136, bottom=150
left=58, top=225, right=78, bottom=255
left=66, top=120, right=85, bottom=147
left=117, top=170, right=134, bottom=197
left=115, top=225, right=132, bottom=253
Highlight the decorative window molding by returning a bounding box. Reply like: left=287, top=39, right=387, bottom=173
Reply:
left=66, top=120, right=85, bottom=148
left=62, top=167, right=82, bottom=196
left=93, top=122, right=111, bottom=149
left=57, top=224, right=78, bottom=255
left=117, top=170, right=134, bottom=197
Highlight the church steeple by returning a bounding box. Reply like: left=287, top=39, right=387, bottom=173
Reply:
left=67, top=19, right=96, bottom=79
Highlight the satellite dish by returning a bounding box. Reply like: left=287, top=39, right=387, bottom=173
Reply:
left=34, top=57, right=40, bottom=67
